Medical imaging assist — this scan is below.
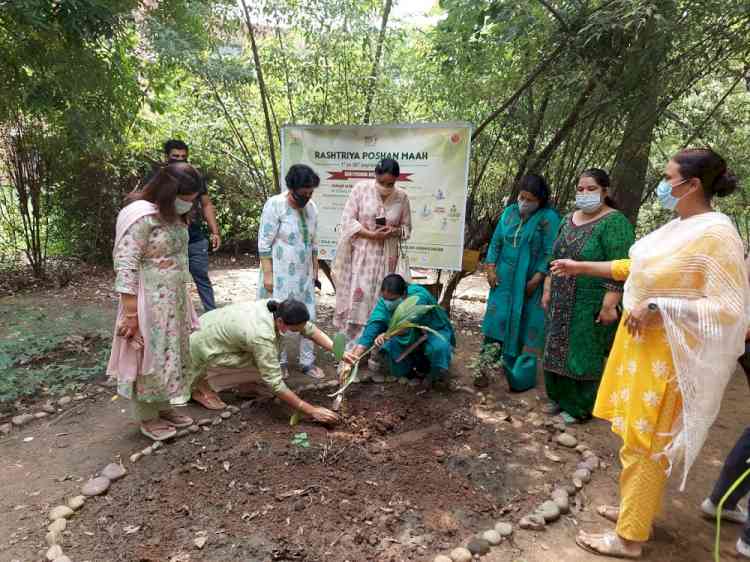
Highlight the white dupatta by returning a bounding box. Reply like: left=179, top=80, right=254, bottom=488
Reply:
left=625, top=212, right=750, bottom=488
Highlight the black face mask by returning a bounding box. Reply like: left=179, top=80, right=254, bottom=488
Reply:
left=291, top=190, right=311, bottom=207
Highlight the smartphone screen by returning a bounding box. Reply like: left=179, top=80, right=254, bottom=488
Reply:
left=375, top=217, right=386, bottom=226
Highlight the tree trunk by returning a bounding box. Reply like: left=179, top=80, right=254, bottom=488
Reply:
left=240, top=1, right=280, bottom=192
left=609, top=14, right=670, bottom=223
left=363, top=0, right=393, bottom=125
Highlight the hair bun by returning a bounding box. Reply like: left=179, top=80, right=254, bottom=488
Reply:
left=713, top=170, right=738, bottom=198
left=267, top=300, right=279, bottom=313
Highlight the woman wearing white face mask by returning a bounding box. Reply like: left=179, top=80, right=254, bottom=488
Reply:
left=479, top=174, right=560, bottom=390
left=542, top=168, right=634, bottom=423
left=108, top=162, right=203, bottom=441
left=550, top=149, right=749, bottom=559
left=333, top=159, right=412, bottom=353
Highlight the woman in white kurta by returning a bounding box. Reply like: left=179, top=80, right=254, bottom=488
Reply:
left=332, top=158, right=412, bottom=346
left=257, top=165, right=322, bottom=379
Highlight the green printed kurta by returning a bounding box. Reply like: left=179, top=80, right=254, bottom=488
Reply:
left=190, top=300, right=316, bottom=394
left=543, top=211, right=634, bottom=418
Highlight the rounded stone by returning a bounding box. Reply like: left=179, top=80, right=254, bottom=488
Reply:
left=82, top=476, right=111, bottom=496
left=449, top=547, right=473, bottom=562
left=467, top=537, right=490, bottom=555
left=11, top=413, right=34, bottom=426
left=519, top=514, right=546, bottom=531
left=102, top=462, right=127, bottom=481
left=188, top=424, right=200, bottom=433
left=537, top=500, right=561, bottom=523
left=49, top=506, right=74, bottom=521
left=48, top=519, right=67, bottom=533
left=573, top=468, right=591, bottom=483
left=141, top=446, right=153, bottom=456
left=34, top=412, right=49, bottom=419
left=435, top=556, right=453, bottom=562
left=583, top=456, right=600, bottom=471
left=212, top=417, right=223, bottom=425
left=58, top=396, right=72, bottom=407
left=494, top=521, right=513, bottom=537
left=129, top=452, right=143, bottom=463
left=220, top=411, right=232, bottom=419
left=555, top=433, right=578, bottom=448
left=0, top=422, right=11, bottom=435
left=67, top=495, right=86, bottom=510
left=45, top=530, right=62, bottom=546
left=227, top=405, right=240, bottom=414
left=176, top=428, right=190, bottom=438
left=581, top=449, right=596, bottom=459
left=563, top=484, right=577, bottom=496
left=552, top=493, right=570, bottom=514
left=46, top=545, right=63, bottom=561
left=481, top=529, right=502, bottom=545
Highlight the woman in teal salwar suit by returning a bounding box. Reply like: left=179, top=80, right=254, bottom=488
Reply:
left=351, top=274, right=456, bottom=385
left=481, top=174, right=560, bottom=389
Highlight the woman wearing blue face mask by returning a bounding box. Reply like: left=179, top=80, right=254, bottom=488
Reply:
left=479, top=174, right=560, bottom=390
left=550, top=149, right=749, bottom=559
left=542, top=168, right=634, bottom=423
left=349, top=274, right=456, bottom=386
left=108, top=162, right=204, bottom=440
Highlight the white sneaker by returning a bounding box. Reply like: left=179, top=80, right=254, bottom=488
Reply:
left=737, top=537, right=750, bottom=558
left=701, top=498, right=748, bottom=524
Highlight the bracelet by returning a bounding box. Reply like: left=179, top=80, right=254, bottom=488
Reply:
left=124, top=312, right=138, bottom=318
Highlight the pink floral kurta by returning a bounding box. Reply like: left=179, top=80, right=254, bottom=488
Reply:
left=107, top=210, right=196, bottom=404
left=333, top=180, right=411, bottom=340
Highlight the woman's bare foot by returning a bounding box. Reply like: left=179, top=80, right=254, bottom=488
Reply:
left=598, top=505, right=620, bottom=523
left=576, top=530, right=642, bottom=559
left=192, top=381, right=227, bottom=410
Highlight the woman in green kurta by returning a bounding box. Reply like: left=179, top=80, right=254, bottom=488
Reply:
left=189, top=298, right=353, bottom=423
left=542, top=169, right=634, bottom=421
left=351, top=274, right=456, bottom=386
left=481, top=175, right=560, bottom=390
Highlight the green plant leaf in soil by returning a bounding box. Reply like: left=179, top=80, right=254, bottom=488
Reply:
left=289, top=410, right=301, bottom=427
left=291, top=432, right=311, bottom=449
left=332, top=332, right=346, bottom=362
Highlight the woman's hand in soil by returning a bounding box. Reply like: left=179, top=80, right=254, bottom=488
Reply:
left=310, top=406, right=339, bottom=424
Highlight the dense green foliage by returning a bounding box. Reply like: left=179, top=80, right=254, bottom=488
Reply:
left=0, top=0, right=748, bottom=283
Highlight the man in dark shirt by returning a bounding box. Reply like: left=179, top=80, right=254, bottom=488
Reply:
left=158, top=139, right=221, bottom=311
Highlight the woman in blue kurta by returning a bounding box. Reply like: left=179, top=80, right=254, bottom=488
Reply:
left=481, top=175, right=560, bottom=389
left=351, top=274, right=455, bottom=385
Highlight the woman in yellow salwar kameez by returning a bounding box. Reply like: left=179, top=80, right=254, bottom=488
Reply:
left=551, top=148, right=750, bottom=559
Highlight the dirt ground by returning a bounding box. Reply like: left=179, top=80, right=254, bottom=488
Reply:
left=1, top=259, right=749, bottom=562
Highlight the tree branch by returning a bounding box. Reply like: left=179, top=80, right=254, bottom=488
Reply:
left=363, top=0, right=393, bottom=124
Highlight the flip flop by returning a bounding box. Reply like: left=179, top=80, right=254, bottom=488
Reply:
left=597, top=505, right=620, bottom=523
left=159, top=409, right=194, bottom=428
left=302, top=365, right=326, bottom=380
left=575, top=532, right=642, bottom=559
left=140, top=421, right=177, bottom=441
left=192, top=386, right=227, bottom=410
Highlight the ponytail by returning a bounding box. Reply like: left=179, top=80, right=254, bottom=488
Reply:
left=267, top=298, right=310, bottom=325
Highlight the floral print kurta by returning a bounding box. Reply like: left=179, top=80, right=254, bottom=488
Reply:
left=333, top=181, right=412, bottom=339
left=109, top=213, right=195, bottom=403
left=257, top=193, right=318, bottom=317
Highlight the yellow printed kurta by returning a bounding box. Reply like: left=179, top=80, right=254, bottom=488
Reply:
left=593, top=259, right=683, bottom=456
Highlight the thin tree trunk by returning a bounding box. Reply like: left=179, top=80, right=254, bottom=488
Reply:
left=363, top=0, right=393, bottom=125
left=240, top=1, right=280, bottom=192
left=275, top=27, right=296, bottom=123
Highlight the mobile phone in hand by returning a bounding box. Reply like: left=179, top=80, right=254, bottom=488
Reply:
left=375, top=216, right=386, bottom=227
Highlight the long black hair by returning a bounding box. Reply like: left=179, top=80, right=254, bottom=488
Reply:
left=267, top=298, right=310, bottom=325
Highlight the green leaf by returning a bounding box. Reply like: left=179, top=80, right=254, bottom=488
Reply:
left=388, top=295, right=420, bottom=330
left=332, top=332, right=346, bottom=362
left=289, top=410, right=301, bottom=426
left=329, top=360, right=361, bottom=397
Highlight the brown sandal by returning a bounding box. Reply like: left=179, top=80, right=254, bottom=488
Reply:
left=159, top=409, right=194, bottom=428
left=192, top=383, right=227, bottom=410
left=140, top=419, right=177, bottom=441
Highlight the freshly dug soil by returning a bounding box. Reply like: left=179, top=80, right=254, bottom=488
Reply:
left=67, top=384, right=575, bottom=562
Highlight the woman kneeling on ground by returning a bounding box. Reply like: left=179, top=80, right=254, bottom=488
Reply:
left=349, top=274, right=455, bottom=387
left=190, top=298, right=354, bottom=424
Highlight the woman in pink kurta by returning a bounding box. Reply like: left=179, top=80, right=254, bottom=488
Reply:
left=332, top=159, right=412, bottom=345
left=107, top=162, right=202, bottom=441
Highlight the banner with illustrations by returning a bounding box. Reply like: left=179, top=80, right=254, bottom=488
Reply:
left=280, top=123, right=472, bottom=270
